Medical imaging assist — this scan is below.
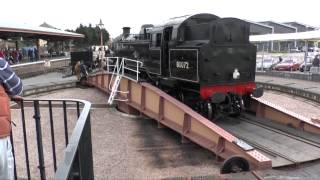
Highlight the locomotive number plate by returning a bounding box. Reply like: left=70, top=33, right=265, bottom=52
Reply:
left=169, top=49, right=198, bottom=82
left=176, top=61, right=189, bottom=69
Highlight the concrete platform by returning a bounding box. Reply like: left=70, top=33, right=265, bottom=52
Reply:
left=256, top=71, right=320, bottom=82
left=256, top=75, right=320, bottom=94
left=256, top=75, right=320, bottom=103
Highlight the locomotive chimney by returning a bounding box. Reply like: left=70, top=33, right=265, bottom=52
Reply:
left=122, top=27, right=131, bottom=36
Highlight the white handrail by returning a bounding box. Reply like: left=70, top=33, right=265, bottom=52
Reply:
left=106, top=57, right=143, bottom=104
left=122, top=58, right=143, bottom=82
left=108, top=58, right=128, bottom=94
left=106, top=57, right=143, bottom=82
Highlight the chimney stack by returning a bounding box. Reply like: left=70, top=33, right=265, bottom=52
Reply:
left=122, top=27, right=131, bottom=36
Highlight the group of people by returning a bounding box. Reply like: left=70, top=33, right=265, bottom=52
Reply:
left=0, top=47, right=40, bottom=65
left=0, top=49, right=23, bottom=65
left=0, top=47, right=38, bottom=65
left=0, top=57, right=23, bottom=179
left=21, top=47, right=38, bottom=62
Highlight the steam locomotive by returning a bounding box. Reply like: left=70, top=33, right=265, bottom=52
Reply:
left=112, top=13, right=263, bottom=119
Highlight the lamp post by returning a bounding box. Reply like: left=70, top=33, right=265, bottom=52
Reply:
left=98, top=19, right=104, bottom=46
left=97, top=19, right=105, bottom=69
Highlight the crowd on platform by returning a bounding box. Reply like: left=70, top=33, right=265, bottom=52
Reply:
left=0, top=47, right=38, bottom=65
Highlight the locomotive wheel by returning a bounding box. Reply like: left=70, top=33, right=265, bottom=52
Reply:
left=220, top=156, right=250, bottom=174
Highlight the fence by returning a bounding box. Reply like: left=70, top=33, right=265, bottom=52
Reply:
left=10, top=98, right=93, bottom=180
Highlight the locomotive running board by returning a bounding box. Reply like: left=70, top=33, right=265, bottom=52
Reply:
left=87, top=72, right=271, bottom=171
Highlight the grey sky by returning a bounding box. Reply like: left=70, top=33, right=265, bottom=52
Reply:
left=3, top=0, right=320, bottom=37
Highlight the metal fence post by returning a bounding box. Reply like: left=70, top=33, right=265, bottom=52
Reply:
left=33, top=100, right=46, bottom=180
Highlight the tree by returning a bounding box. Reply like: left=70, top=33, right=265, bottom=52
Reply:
left=66, top=23, right=110, bottom=47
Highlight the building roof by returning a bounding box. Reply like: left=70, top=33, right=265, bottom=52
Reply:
left=283, top=21, right=317, bottom=29
left=0, top=22, right=84, bottom=41
left=250, top=29, right=320, bottom=42
left=39, top=22, right=58, bottom=29
left=259, top=21, right=297, bottom=30
left=244, top=20, right=274, bottom=29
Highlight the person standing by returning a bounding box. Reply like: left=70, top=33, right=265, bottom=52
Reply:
left=0, top=57, right=23, bottom=180
left=312, top=55, right=320, bottom=67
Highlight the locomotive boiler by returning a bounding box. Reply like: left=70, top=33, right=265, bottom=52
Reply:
left=112, top=13, right=263, bottom=119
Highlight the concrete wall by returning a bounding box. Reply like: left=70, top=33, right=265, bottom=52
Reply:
left=12, top=58, right=70, bottom=78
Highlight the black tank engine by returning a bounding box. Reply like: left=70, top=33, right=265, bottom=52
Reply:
left=112, top=13, right=262, bottom=119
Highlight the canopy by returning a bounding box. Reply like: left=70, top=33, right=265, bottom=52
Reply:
left=250, top=29, right=320, bottom=42
left=0, top=22, right=84, bottom=41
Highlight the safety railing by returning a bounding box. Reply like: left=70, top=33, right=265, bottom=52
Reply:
left=10, top=98, right=93, bottom=180
left=106, top=57, right=143, bottom=82
left=106, top=57, right=143, bottom=104
left=106, top=57, right=118, bottom=73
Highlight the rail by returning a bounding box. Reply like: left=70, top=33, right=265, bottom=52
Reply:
left=10, top=98, right=93, bottom=180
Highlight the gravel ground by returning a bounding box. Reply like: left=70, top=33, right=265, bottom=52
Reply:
left=12, top=88, right=223, bottom=179
left=260, top=90, right=320, bottom=119
left=11, top=87, right=320, bottom=179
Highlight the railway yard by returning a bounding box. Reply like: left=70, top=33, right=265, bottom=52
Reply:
left=4, top=12, right=320, bottom=179
left=9, top=68, right=320, bottom=180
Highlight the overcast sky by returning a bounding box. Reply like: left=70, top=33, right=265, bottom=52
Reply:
left=2, top=0, right=320, bottom=38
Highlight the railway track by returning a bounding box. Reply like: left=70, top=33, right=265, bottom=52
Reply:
left=240, top=114, right=320, bottom=148
left=216, top=113, right=320, bottom=167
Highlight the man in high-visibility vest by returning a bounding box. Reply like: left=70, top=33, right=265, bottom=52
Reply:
left=0, top=57, right=23, bottom=180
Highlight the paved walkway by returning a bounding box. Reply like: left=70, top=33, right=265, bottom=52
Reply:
left=256, top=75, right=320, bottom=95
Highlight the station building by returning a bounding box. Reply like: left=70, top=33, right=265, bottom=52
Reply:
left=247, top=21, right=318, bottom=52
left=0, top=22, right=83, bottom=62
